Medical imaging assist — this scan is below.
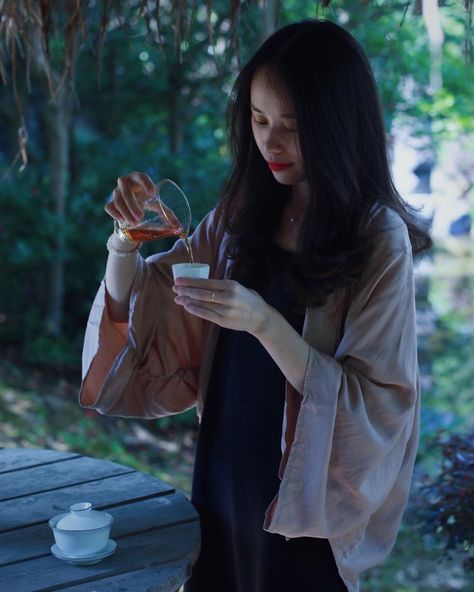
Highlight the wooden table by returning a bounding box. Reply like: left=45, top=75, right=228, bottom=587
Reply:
left=0, top=448, right=200, bottom=592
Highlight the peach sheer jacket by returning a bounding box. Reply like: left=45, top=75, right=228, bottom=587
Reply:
left=79, top=203, right=420, bottom=592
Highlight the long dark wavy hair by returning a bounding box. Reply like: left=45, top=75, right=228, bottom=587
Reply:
left=221, top=19, right=432, bottom=309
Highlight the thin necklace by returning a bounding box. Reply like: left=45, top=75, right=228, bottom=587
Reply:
left=287, top=204, right=305, bottom=224
left=287, top=197, right=308, bottom=224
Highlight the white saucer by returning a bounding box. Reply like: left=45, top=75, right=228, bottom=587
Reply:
left=51, top=539, right=117, bottom=565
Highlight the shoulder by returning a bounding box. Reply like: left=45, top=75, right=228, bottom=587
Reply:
left=365, top=203, right=411, bottom=256
left=349, top=204, right=413, bottom=302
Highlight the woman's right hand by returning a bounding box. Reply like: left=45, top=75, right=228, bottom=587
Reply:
left=105, top=171, right=155, bottom=225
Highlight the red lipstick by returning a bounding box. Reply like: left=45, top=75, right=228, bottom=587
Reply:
left=267, top=161, right=292, bottom=172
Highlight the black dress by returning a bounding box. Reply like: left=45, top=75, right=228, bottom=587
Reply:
left=185, top=244, right=347, bottom=592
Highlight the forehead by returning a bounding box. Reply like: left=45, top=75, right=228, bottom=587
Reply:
left=250, top=68, right=294, bottom=114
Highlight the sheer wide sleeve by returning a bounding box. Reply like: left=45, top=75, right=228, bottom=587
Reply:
left=266, top=220, right=420, bottom=543
left=79, top=207, right=224, bottom=418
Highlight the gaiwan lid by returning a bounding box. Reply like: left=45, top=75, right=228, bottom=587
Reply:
left=56, top=503, right=112, bottom=531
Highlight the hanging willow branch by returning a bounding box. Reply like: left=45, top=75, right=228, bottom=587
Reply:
left=0, top=0, right=472, bottom=175
left=2, top=0, right=472, bottom=99
left=0, top=0, right=253, bottom=170
left=0, top=0, right=248, bottom=98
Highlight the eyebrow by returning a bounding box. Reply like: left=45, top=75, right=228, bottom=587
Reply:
left=250, top=103, right=296, bottom=119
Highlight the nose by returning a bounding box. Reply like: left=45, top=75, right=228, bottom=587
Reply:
left=262, top=126, right=284, bottom=155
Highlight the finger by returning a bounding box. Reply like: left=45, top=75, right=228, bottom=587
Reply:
left=128, top=190, right=144, bottom=223
left=117, top=178, right=144, bottom=222
left=175, top=297, right=228, bottom=321
left=128, top=171, right=156, bottom=197
left=173, top=286, right=223, bottom=304
left=173, top=277, right=212, bottom=288
left=104, top=200, right=125, bottom=222
left=105, top=189, right=129, bottom=221
left=111, top=188, right=138, bottom=224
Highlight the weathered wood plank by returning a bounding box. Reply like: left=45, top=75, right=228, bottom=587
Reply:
left=0, top=448, right=80, bottom=474
left=0, top=493, right=199, bottom=566
left=0, top=472, right=174, bottom=533
left=1, top=521, right=200, bottom=592
left=0, top=456, right=134, bottom=502
left=50, top=561, right=190, bottom=592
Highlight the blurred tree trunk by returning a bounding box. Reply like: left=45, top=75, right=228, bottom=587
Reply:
left=44, top=84, right=73, bottom=335
left=28, top=31, right=73, bottom=337
left=168, top=59, right=185, bottom=155
left=262, top=0, right=278, bottom=41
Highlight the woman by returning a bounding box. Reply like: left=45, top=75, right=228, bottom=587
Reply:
left=80, top=19, right=432, bottom=592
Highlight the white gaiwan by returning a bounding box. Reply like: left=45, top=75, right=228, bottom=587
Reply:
left=49, top=502, right=113, bottom=557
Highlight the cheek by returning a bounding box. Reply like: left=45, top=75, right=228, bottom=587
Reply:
left=291, top=136, right=302, bottom=160
left=251, top=123, right=262, bottom=151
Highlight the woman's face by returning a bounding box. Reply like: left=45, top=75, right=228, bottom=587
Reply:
left=250, top=68, right=306, bottom=188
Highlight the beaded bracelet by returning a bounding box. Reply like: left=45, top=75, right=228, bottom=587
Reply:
left=106, top=234, right=141, bottom=257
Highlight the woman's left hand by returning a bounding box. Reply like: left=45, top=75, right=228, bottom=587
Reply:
left=172, top=278, right=271, bottom=336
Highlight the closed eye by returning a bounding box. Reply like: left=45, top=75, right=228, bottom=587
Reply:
left=252, top=116, right=298, bottom=133
left=252, top=117, right=267, bottom=126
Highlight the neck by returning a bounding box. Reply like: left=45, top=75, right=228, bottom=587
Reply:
left=287, top=182, right=309, bottom=221
left=290, top=181, right=309, bottom=207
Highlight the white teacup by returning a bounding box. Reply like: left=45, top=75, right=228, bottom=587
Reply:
left=172, top=263, right=210, bottom=280
left=49, top=502, right=113, bottom=557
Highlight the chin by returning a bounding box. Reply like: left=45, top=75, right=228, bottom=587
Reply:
left=271, top=170, right=306, bottom=186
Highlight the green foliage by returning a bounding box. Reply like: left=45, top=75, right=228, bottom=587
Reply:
left=1, top=0, right=473, bottom=367
left=413, top=429, right=474, bottom=564
left=361, top=516, right=474, bottom=591
left=22, top=334, right=81, bottom=370
left=0, top=1, right=241, bottom=364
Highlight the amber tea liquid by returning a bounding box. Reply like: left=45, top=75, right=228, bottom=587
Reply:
left=122, top=226, right=194, bottom=264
